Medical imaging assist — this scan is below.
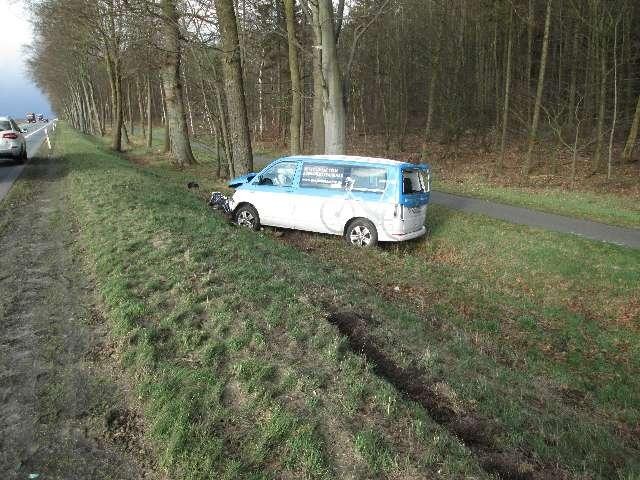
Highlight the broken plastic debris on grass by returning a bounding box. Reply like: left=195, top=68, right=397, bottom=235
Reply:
left=28, top=474, right=40, bottom=479
left=208, top=192, right=231, bottom=215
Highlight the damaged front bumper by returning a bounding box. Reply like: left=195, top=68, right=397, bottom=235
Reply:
left=208, top=192, right=233, bottom=215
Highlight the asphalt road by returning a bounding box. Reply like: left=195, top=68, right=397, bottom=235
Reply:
left=0, top=121, right=55, bottom=202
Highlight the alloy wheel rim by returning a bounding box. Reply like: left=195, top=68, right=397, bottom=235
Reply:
left=350, top=225, right=371, bottom=246
left=238, top=211, right=255, bottom=228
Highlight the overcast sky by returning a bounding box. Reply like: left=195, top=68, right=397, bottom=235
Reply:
left=0, top=0, right=54, bottom=119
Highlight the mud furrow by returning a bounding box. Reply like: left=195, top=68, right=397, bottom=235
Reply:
left=326, top=311, right=568, bottom=480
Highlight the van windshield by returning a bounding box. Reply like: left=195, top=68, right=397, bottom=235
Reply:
left=402, top=170, right=426, bottom=194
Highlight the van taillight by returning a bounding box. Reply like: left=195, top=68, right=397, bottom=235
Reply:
left=2, top=133, right=18, bottom=139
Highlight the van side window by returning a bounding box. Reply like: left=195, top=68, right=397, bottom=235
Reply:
left=350, top=167, right=387, bottom=192
left=300, top=163, right=387, bottom=192
left=258, top=161, right=297, bottom=187
left=300, top=164, right=345, bottom=189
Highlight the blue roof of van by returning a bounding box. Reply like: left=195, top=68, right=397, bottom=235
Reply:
left=284, top=155, right=420, bottom=168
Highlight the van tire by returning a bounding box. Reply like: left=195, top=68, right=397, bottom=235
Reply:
left=234, top=204, right=261, bottom=231
left=345, top=219, right=378, bottom=248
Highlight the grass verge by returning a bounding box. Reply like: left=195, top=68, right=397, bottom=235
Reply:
left=72, top=126, right=640, bottom=479
left=60, top=125, right=488, bottom=479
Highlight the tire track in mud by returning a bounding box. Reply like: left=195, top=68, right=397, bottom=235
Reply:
left=326, top=311, right=568, bottom=480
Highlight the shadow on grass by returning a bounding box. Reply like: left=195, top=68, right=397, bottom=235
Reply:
left=378, top=205, right=457, bottom=254
left=17, top=156, right=68, bottom=183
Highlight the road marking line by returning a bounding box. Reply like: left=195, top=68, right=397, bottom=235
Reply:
left=24, top=122, right=55, bottom=139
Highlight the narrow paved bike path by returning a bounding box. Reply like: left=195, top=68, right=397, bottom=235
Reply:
left=430, top=191, right=640, bottom=249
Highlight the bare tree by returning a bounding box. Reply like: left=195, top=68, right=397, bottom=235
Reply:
left=159, top=0, right=196, bottom=166
left=523, top=0, right=552, bottom=176
left=213, top=0, right=254, bottom=174
left=284, top=0, right=302, bottom=155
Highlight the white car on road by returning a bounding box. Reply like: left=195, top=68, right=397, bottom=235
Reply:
left=0, top=117, right=28, bottom=163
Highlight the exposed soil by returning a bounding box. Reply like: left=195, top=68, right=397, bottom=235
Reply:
left=0, top=155, right=160, bottom=479
left=326, top=311, right=569, bottom=480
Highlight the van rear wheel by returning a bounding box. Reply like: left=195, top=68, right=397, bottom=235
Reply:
left=235, top=204, right=261, bottom=231
left=345, top=219, right=378, bottom=248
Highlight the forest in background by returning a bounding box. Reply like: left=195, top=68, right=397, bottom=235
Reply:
left=27, top=0, right=640, bottom=185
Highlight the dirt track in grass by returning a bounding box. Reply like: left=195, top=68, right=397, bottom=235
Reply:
left=0, top=155, right=160, bottom=479
left=325, top=310, right=571, bottom=480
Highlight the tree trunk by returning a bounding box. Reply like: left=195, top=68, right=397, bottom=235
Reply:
left=424, top=46, right=439, bottom=144
left=127, top=79, right=134, bottom=137
left=311, top=46, right=325, bottom=153
left=146, top=74, right=153, bottom=149
left=136, top=75, right=146, bottom=138
left=106, top=54, right=123, bottom=151
left=622, top=95, right=640, bottom=163
left=182, top=62, right=195, bottom=137
left=607, top=20, right=619, bottom=179
left=88, top=78, right=103, bottom=135
left=592, top=43, right=606, bottom=173
left=80, top=77, right=96, bottom=135
left=213, top=0, right=254, bottom=175
left=122, top=121, right=131, bottom=146
left=523, top=0, right=551, bottom=176
left=526, top=0, right=533, bottom=122
left=316, top=0, right=346, bottom=154
left=499, top=8, right=513, bottom=173
left=160, top=81, right=170, bottom=153
left=257, top=54, right=265, bottom=139
left=284, top=0, right=302, bottom=155
left=160, top=0, right=196, bottom=166
left=209, top=60, right=234, bottom=178
left=568, top=25, right=579, bottom=128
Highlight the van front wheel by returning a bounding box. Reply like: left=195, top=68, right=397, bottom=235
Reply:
left=345, top=219, right=378, bottom=248
left=235, top=205, right=261, bottom=231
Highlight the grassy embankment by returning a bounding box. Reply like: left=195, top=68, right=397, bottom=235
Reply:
left=63, top=125, right=640, bottom=479
left=61, top=126, right=488, bottom=479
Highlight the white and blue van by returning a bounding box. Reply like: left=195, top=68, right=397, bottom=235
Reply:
left=226, top=155, right=430, bottom=247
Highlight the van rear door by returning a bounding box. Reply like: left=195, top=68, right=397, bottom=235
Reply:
left=398, top=166, right=430, bottom=234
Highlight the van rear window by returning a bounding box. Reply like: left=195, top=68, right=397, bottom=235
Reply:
left=300, top=163, right=387, bottom=192
left=402, top=170, right=426, bottom=194
left=0, top=121, right=12, bottom=131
